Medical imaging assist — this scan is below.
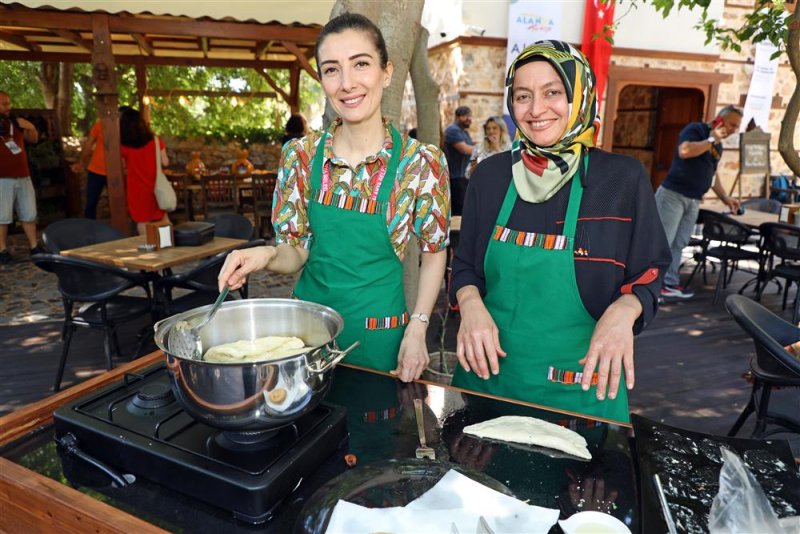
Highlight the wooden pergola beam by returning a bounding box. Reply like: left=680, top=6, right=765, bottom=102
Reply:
left=288, top=66, right=301, bottom=113
left=0, top=7, right=319, bottom=43
left=254, top=40, right=273, bottom=59
left=281, top=40, right=319, bottom=81
left=52, top=29, right=92, bottom=52
left=0, top=29, right=40, bottom=52
left=110, top=17, right=319, bottom=43
left=0, top=9, right=94, bottom=31
left=200, top=36, right=209, bottom=58
left=131, top=33, right=154, bottom=56
left=91, top=14, right=127, bottom=235
left=147, top=89, right=277, bottom=98
left=256, top=69, right=290, bottom=104
left=0, top=50, right=304, bottom=70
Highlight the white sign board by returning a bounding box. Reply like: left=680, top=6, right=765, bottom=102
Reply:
left=741, top=42, right=779, bottom=132
left=505, top=1, right=564, bottom=76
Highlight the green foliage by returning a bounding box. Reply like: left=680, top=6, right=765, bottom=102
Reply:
left=648, top=0, right=790, bottom=57
left=0, top=61, right=45, bottom=108
left=0, top=60, right=323, bottom=142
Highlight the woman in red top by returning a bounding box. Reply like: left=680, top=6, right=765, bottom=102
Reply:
left=119, top=107, right=170, bottom=235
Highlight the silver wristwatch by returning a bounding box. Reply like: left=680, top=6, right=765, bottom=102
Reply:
left=410, top=313, right=430, bottom=325
left=707, top=135, right=716, bottom=144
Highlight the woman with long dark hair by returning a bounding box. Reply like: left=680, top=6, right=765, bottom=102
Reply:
left=219, top=13, right=451, bottom=382
left=119, top=107, right=170, bottom=235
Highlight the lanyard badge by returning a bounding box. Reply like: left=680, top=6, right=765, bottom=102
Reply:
left=2, top=122, right=21, bottom=155
left=4, top=139, right=22, bottom=155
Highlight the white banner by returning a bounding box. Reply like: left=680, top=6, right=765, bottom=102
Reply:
left=505, top=1, right=564, bottom=77
left=504, top=2, right=564, bottom=135
left=740, top=42, right=779, bottom=132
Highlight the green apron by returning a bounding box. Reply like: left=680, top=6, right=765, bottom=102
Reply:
left=452, top=157, right=630, bottom=423
left=293, top=125, right=407, bottom=373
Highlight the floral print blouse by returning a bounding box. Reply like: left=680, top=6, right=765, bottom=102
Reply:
left=272, top=118, right=451, bottom=260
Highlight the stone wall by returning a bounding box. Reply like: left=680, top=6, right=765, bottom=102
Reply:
left=62, top=136, right=282, bottom=218
left=161, top=137, right=282, bottom=172
left=64, top=136, right=283, bottom=172
left=403, top=37, right=507, bottom=141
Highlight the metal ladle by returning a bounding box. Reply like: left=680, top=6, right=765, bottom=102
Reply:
left=169, top=287, right=229, bottom=360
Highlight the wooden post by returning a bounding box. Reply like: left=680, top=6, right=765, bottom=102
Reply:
left=134, top=60, right=149, bottom=123
left=288, top=66, right=301, bottom=114
left=91, top=14, right=128, bottom=235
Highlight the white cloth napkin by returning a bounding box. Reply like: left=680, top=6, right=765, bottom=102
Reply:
left=325, top=469, right=559, bottom=534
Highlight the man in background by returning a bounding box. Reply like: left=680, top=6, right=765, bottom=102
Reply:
left=71, top=119, right=107, bottom=219
left=656, top=105, right=743, bottom=299
left=443, top=106, right=474, bottom=216
left=0, top=91, right=42, bottom=264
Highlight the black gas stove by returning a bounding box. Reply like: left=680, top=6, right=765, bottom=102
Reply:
left=53, top=363, right=348, bottom=524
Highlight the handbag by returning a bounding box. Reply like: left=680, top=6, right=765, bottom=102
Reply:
left=153, top=136, right=177, bottom=212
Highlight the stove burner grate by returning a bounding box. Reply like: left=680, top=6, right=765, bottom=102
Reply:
left=53, top=363, right=349, bottom=525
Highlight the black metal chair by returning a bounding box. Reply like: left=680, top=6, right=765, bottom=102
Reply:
left=683, top=209, right=714, bottom=284
left=42, top=218, right=124, bottom=253
left=686, top=210, right=759, bottom=304
left=31, top=254, right=155, bottom=392
left=757, top=222, right=800, bottom=323
left=155, top=239, right=266, bottom=315
left=724, top=294, right=800, bottom=438
left=207, top=213, right=254, bottom=240
left=741, top=197, right=782, bottom=214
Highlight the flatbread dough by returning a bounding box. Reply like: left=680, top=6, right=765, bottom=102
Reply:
left=203, top=336, right=307, bottom=363
left=462, top=416, right=592, bottom=460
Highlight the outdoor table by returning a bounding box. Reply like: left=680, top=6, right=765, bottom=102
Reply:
left=699, top=202, right=780, bottom=296
left=60, top=235, right=245, bottom=272
left=699, top=201, right=779, bottom=228
left=0, top=351, right=638, bottom=533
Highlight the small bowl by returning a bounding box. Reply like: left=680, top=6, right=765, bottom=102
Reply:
left=558, top=511, right=632, bottom=534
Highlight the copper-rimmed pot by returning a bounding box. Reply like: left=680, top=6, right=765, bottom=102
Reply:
left=153, top=298, right=357, bottom=431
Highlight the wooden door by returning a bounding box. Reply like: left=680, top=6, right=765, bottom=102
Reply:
left=652, top=88, right=705, bottom=190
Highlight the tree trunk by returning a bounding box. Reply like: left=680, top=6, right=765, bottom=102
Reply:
left=38, top=62, right=58, bottom=109
left=56, top=63, right=73, bottom=136
left=410, top=24, right=440, bottom=147
left=328, top=0, right=427, bottom=311
left=779, top=8, right=800, bottom=177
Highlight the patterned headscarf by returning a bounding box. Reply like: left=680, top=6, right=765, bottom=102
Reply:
left=506, top=40, right=598, bottom=203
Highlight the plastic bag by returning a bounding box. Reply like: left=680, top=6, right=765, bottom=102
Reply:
left=708, top=448, right=783, bottom=533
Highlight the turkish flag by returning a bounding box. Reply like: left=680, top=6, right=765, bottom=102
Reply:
left=581, top=0, right=616, bottom=110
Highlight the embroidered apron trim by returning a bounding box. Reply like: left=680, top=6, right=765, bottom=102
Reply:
left=554, top=417, right=602, bottom=430
left=547, top=366, right=598, bottom=386
left=362, top=407, right=398, bottom=423
left=492, top=225, right=571, bottom=250
left=312, top=188, right=386, bottom=215
left=365, top=312, right=409, bottom=330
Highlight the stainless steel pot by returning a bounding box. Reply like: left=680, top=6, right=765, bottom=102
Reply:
left=153, top=298, right=357, bottom=431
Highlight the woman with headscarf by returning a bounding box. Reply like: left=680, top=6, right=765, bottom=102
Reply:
left=450, top=41, right=671, bottom=423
